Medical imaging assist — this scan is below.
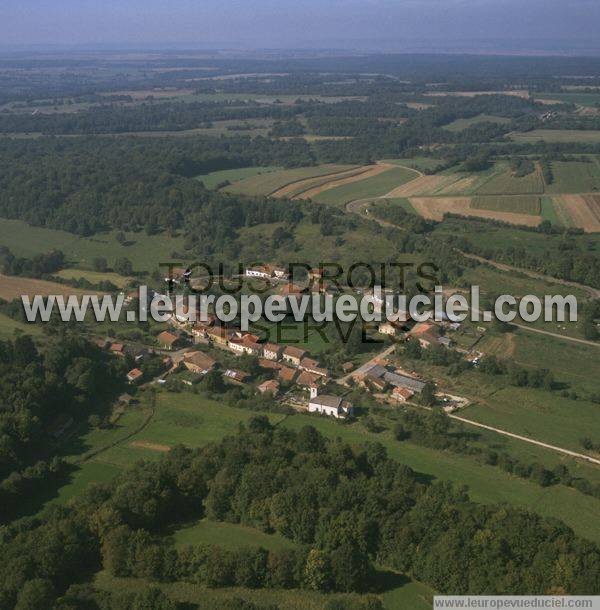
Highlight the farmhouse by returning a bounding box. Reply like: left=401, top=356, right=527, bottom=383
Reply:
left=223, top=369, right=250, bottom=384
left=361, top=363, right=426, bottom=393
left=126, top=368, right=144, bottom=384
left=245, top=265, right=272, bottom=279
left=278, top=366, right=298, bottom=384
left=299, top=357, right=329, bottom=378
left=207, top=326, right=233, bottom=346
left=157, top=331, right=183, bottom=350
left=262, top=343, right=283, bottom=361
left=410, top=322, right=440, bottom=349
left=229, top=333, right=262, bottom=356
left=365, top=374, right=388, bottom=392
left=183, top=351, right=216, bottom=375
left=392, top=387, right=414, bottom=402
left=109, top=342, right=125, bottom=357
left=378, top=321, right=404, bottom=336
left=308, top=387, right=353, bottom=419
left=296, top=370, right=322, bottom=388
left=384, top=371, right=426, bottom=393
left=258, top=380, right=280, bottom=396
left=282, top=346, right=307, bottom=366
left=258, top=358, right=282, bottom=371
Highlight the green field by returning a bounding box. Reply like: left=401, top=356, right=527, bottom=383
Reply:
left=540, top=196, right=562, bottom=224
left=472, top=195, right=541, bottom=215
left=433, top=216, right=600, bottom=258
left=196, top=165, right=279, bottom=190
left=545, top=160, right=600, bottom=193
left=0, top=218, right=185, bottom=273
left=42, top=389, right=600, bottom=546
left=223, top=165, right=356, bottom=196
left=442, top=114, right=511, bottom=132
left=380, top=157, right=444, bottom=171
left=535, top=92, right=600, bottom=107
left=173, top=520, right=295, bottom=551
left=511, top=130, right=600, bottom=144
left=55, top=268, right=133, bottom=288
left=236, top=219, right=408, bottom=271
left=0, top=312, right=43, bottom=339
left=314, top=166, right=418, bottom=206
left=474, top=164, right=544, bottom=195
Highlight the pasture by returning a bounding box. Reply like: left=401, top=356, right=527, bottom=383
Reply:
left=55, top=268, right=133, bottom=288
left=0, top=274, right=102, bottom=301
left=39, top=386, right=600, bottom=545
left=511, top=130, right=600, bottom=144
left=173, top=520, right=295, bottom=551
left=0, top=217, right=186, bottom=273
left=95, top=571, right=433, bottom=610
left=442, top=114, right=511, bottom=131
left=0, top=312, right=43, bottom=339
left=196, top=165, right=279, bottom=190
left=535, top=92, right=600, bottom=107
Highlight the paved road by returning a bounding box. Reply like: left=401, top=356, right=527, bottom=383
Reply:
left=336, top=344, right=396, bottom=386
left=460, top=251, right=600, bottom=300
left=448, top=413, right=600, bottom=466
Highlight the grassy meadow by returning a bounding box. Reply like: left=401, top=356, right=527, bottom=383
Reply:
left=0, top=217, right=186, bottom=273
left=442, top=114, right=511, bottom=131
left=196, top=165, right=279, bottom=190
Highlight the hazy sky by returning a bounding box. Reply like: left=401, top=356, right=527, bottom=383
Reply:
left=1, top=0, right=599, bottom=52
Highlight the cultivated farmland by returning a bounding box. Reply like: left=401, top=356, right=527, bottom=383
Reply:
left=0, top=274, right=103, bottom=301
left=473, top=164, right=544, bottom=195
left=551, top=194, right=600, bottom=232
left=511, top=129, right=600, bottom=143
left=545, top=159, right=600, bottom=193
left=311, top=165, right=418, bottom=205
left=408, top=197, right=542, bottom=226
left=223, top=164, right=357, bottom=196
left=471, top=195, right=541, bottom=215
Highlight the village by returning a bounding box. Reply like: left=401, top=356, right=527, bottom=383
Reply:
left=99, top=263, right=473, bottom=420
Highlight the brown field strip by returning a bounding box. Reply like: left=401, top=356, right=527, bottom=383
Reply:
left=295, top=163, right=396, bottom=200
left=409, top=197, right=542, bottom=226
left=270, top=165, right=367, bottom=198
left=553, top=195, right=600, bottom=233
left=0, top=274, right=104, bottom=301
left=384, top=174, right=460, bottom=197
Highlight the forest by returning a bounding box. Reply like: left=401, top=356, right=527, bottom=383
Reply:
left=0, top=419, right=598, bottom=609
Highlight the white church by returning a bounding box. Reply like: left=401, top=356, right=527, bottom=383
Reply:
left=308, top=386, right=354, bottom=419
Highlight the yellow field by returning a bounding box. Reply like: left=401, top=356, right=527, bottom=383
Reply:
left=0, top=274, right=104, bottom=301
